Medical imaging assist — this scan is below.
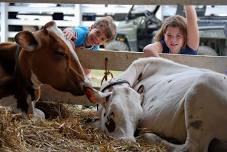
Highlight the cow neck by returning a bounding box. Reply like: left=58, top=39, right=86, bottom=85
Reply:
left=101, top=79, right=131, bottom=93
left=14, top=45, right=37, bottom=103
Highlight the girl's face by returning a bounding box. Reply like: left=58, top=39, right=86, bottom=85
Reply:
left=87, top=28, right=108, bottom=46
left=164, top=26, right=185, bottom=54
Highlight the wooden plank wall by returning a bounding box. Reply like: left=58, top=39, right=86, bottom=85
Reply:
left=77, top=49, right=227, bottom=74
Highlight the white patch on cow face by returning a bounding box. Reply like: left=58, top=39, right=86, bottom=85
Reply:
left=0, top=95, right=22, bottom=113
left=100, top=86, right=143, bottom=141
left=31, top=71, right=41, bottom=90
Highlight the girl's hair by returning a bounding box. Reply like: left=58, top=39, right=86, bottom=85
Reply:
left=154, top=15, right=187, bottom=46
left=91, top=16, right=117, bottom=42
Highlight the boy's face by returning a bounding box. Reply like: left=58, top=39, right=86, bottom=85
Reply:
left=87, top=28, right=108, bottom=46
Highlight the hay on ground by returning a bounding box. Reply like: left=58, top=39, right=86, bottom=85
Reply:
left=0, top=104, right=166, bottom=152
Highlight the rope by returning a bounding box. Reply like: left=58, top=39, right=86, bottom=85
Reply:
left=100, top=79, right=131, bottom=92
left=101, top=57, right=113, bottom=85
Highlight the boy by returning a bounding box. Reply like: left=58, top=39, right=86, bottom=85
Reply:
left=64, top=16, right=116, bottom=51
left=63, top=16, right=116, bottom=77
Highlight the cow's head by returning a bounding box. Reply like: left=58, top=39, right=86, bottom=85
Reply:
left=14, top=21, right=101, bottom=103
left=98, top=80, right=144, bottom=142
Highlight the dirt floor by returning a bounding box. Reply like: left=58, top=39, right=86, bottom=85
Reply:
left=0, top=103, right=166, bottom=152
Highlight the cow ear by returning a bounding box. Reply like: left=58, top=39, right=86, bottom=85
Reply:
left=101, top=92, right=112, bottom=105
left=105, top=93, right=112, bottom=102
left=15, top=31, right=38, bottom=52
left=43, top=21, right=56, bottom=33
left=102, top=92, right=112, bottom=101
left=43, top=21, right=56, bottom=29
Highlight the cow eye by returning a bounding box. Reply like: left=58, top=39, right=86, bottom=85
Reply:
left=54, top=50, right=65, bottom=57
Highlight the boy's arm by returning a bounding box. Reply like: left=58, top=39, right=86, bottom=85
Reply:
left=185, top=5, right=199, bottom=51
left=63, top=27, right=77, bottom=41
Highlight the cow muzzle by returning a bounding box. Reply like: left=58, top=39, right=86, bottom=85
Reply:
left=83, top=85, right=111, bottom=104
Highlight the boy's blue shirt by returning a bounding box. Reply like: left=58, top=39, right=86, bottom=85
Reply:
left=73, top=26, right=99, bottom=51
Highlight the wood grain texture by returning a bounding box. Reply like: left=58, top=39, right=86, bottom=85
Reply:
left=77, top=49, right=227, bottom=74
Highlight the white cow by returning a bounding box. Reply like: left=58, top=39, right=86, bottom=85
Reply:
left=96, top=57, right=227, bottom=152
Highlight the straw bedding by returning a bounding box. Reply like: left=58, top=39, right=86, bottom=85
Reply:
left=0, top=103, right=166, bottom=152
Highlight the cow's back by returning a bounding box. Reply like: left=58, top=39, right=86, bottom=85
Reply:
left=137, top=64, right=214, bottom=143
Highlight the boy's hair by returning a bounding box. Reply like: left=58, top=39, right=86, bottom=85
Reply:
left=154, top=15, right=187, bottom=47
left=91, top=16, right=116, bottom=42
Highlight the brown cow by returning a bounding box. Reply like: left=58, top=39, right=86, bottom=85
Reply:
left=0, top=21, right=106, bottom=118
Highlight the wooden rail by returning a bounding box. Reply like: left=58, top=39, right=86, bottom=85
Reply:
left=77, top=49, right=227, bottom=74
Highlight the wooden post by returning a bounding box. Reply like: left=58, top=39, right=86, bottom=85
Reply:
left=0, top=2, right=8, bottom=42
left=74, top=4, right=81, bottom=26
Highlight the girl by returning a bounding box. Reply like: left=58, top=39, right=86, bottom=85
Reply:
left=143, top=5, right=199, bottom=57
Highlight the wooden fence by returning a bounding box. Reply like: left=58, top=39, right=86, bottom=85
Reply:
left=0, top=3, right=133, bottom=42
left=77, top=49, right=227, bottom=74
left=1, top=0, right=227, bottom=103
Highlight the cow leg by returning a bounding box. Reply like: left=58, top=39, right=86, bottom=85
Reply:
left=143, top=133, right=180, bottom=151
left=26, top=95, right=45, bottom=119
left=143, top=132, right=200, bottom=152
left=182, top=73, right=227, bottom=152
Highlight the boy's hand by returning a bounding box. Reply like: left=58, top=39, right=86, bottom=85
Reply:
left=63, top=28, right=77, bottom=41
